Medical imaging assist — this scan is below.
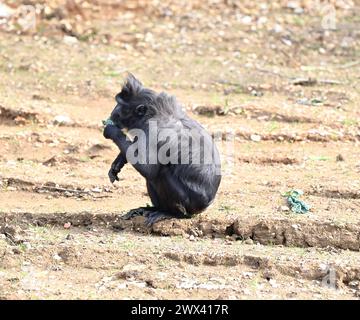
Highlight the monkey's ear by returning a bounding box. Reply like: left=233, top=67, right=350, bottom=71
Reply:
left=135, top=104, right=147, bottom=117
left=118, top=74, right=143, bottom=102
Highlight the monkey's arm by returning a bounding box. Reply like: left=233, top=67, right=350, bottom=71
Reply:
left=104, top=124, right=159, bottom=180
left=108, top=152, right=127, bottom=183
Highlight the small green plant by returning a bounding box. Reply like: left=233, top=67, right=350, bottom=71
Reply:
left=219, top=204, right=235, bottom=212
left=267, top=121, right=279, bottom=133
left=308, top=156, right=330, bottom=161
left=342, top=119, right=358, bottom=127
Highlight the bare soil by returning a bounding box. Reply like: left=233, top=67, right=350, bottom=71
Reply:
left=0, top=0, right=360, bottom=299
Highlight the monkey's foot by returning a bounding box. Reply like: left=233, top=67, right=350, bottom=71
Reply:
left=144, top=211, right=171, bottom=227
left=121, top=207, right=153, bottom=220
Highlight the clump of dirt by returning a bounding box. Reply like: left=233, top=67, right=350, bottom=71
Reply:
left=0, top=105, right=39, bottom=126
left=42, top=155, right=82, bottom=166
left=238, top=156, right=300, bottom=165
left=193, top=105, right=226, bottom=116
left=2, top=210, right=359, bottom=252
left=309, top=186, right=360, bottom=200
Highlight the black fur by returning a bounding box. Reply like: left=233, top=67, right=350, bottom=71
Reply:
left=104, top=74, right=221, bottom=224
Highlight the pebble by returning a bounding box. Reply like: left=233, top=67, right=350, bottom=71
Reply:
left=66, top=234, right=74, bottom=240
left=269, top=279, right=279, bottom=288
left=250, top=134, right=261, bottom=142
left=63, top=222, right=71, bottom=229
left=53, top=254, right=62, bottom=261
left=12, top=248, right=21, bottom=254
left=63, top=36, right=79, bottom=45
left=23, top=242, right=32, bottom=250
left=53, top=115, right=73, bottom=126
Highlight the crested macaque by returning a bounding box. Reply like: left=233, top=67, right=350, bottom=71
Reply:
left=103, top=74, right=221, bottom=225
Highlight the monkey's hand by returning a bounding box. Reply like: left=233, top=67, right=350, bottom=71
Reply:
left=103, top=124, right=120, bottom=140
left=108, top=153, right=127, bottom=184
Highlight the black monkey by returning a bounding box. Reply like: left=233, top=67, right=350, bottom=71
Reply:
left=104, top=74, right=221, bottom=225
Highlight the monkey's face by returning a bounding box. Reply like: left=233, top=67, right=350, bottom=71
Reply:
left=110, top=97, right=148, bottom=129
left=109, top=74, right=155, bottom=129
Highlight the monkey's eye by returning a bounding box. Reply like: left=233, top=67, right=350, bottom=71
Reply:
left=135, top=104, right=147, bottom=117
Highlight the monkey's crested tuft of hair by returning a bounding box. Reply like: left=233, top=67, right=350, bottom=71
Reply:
left=117, top=73, right=146, bottom=102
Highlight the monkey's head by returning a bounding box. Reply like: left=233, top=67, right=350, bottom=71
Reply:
left=109, top=74, right=157, bottom=130
left=109, top=74, right=184, bottom=130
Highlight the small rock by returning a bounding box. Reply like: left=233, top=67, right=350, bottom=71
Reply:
left=12, top=248, right=21, bottom=254
left=23, top=242, right=32, bottom=250
left=53, top=254, right=62, bottom=261
left=101, top=276, right=113, bottom=283
left=241, top=15, right=252, bottom=25
left=250, top=134, right=261, bottom=142
left=117, top=283, right=127, bottom=289
left=53, top=115, right=73, bottom=126
left=14, top=116, right=27, bottom=125
left=63, top=36, right=79, bottom=45
left=273, top=24, right=283, bottom=33
left=64, top=222, right=71, bottom=229
left=280, top=205, right=290, bottom=212
left=244, top=238, right=254, bottom=245
left=65, top=234, right=74, bottom=240
left=269, top=279, right=279, bottom=288
left=242, top=272, right=254, bottom=278
left=336, top=154, right=345, bottom=162
left=189, top=235, right=195, bottom=241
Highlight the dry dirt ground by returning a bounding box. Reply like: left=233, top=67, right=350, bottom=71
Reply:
left=0, top=0, right=360, bottom=299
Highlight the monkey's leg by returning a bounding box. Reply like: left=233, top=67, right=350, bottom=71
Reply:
left=121, top=181, right=158, bottom=220
left=143, top=181, right=184, bottom=226
left=147, top=181, right=160, bottom=207
left=108, top=153, right=127, bottom=183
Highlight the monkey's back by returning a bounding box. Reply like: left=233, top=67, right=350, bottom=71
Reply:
left=154, top=116, right=221, bottom=216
